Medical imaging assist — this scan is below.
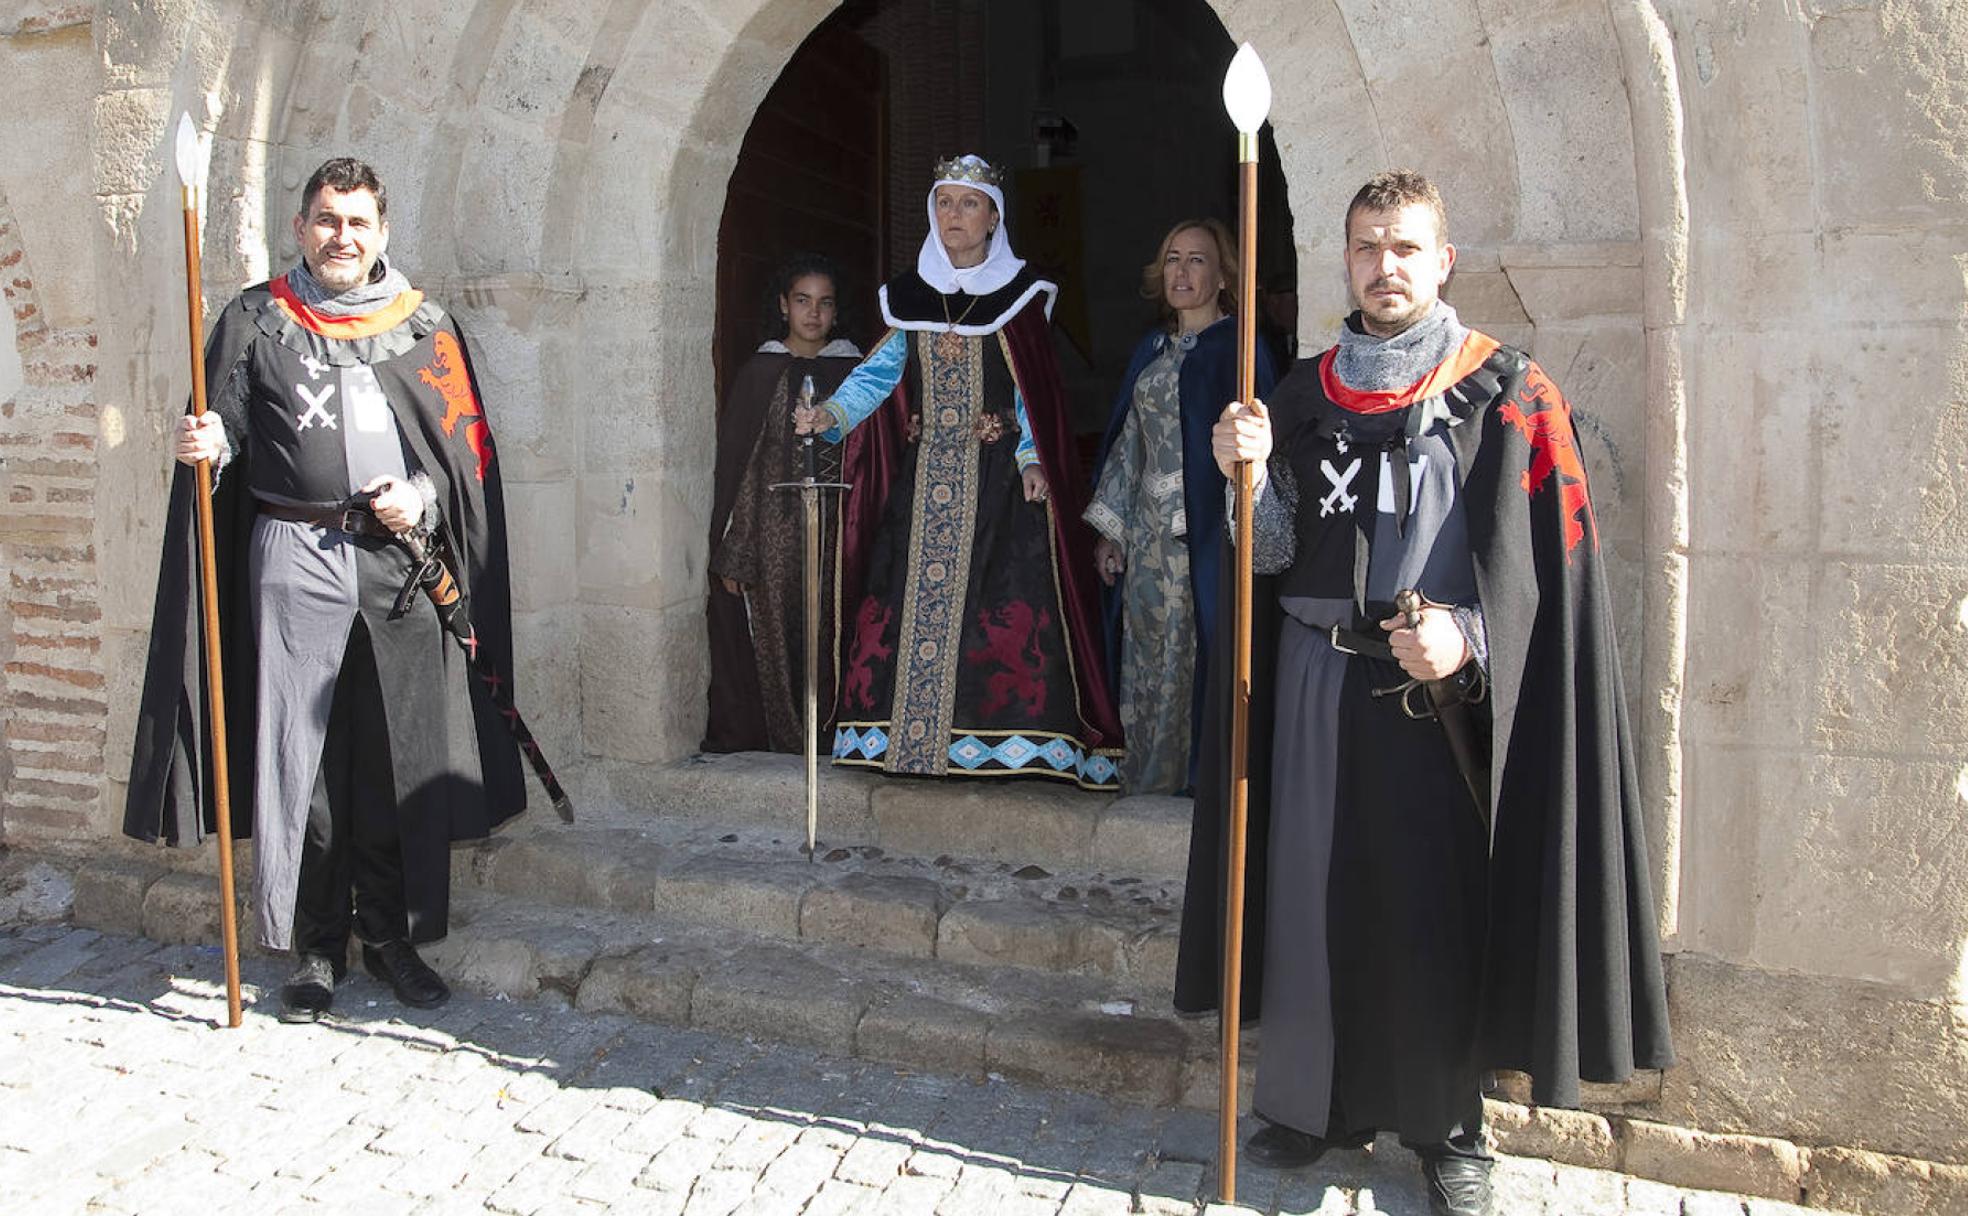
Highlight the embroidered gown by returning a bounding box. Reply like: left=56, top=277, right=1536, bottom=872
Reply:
left=821, top=267, right=1122, bottom=789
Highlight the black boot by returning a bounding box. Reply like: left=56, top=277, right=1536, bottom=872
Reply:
left=1422, top=1153, right=1493, bottom=1216
left=278, top=953, right=340, bottom=1023
left=1244, top=1122, right=1373, bottom=1170
left=361, top=939, right=450, bottom=1009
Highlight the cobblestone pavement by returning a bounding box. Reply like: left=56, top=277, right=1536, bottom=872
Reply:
left=0, top=922, right=1826, bottom=1216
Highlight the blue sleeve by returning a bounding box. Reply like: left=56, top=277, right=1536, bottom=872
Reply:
left=820, top=329, right=908, bottom=441
left=1014, top=387, right=1038, bottom=470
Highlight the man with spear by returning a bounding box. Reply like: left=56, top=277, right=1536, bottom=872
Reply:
left=126, top=156, right=534, bottom=1023
left=1177, top=169, right=1673, bottom=1216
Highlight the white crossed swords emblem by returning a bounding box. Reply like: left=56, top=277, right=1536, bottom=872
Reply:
left=295, top=382, right=338, bottom=431
left=1319, top=456, right=1362, bottom=517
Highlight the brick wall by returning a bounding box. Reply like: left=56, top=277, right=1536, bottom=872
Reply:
left=0, top=198, right=104, bottom=844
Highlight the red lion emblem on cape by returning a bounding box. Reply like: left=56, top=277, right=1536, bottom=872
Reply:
left=1497, top=363, right=1597, bottom=558
left=418, top=330, right=493, bottom=482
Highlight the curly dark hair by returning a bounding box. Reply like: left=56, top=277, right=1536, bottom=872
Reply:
left=300, top=157, right=387, bottom=219
left=760, top=252, right=850, bottom=346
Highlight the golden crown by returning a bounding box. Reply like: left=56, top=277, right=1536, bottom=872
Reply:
left=933, top=155, right=1004, bottom=189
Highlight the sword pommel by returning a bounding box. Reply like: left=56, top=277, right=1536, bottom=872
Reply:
left=1395, top=587, right=1423, bottom=631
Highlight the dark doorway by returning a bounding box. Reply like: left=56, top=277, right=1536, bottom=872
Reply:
left=712, top=19, right=887, bottom=401
left=712, top=0, right=1296, bottom=428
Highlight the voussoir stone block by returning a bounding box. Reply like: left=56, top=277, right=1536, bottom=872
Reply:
left=651, top=854, right=814, bottom=939
left=984, top=1011, right=1186, bottom=1104
left=1619, top=1117, right=1804, bottom=1202
left=71, top=857, right=166, bottom=934
left=798, top=872, right=943, bottom=956
left=854, top=993, right=989, bottom=1079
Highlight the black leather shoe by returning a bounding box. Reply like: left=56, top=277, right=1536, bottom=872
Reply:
left=1422, top=1154, right=1493, bottom=1216
left=1244, top=1123, right=1370, bottom=1170
left=278, top=953, right=338, bottom=1023
left=362, top=940, right=450, bottom=1009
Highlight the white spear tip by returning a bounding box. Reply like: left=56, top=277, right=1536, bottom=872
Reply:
left=174, top=113, right=200, bottom=189
left=1223, top=42, right=1273, bottom=134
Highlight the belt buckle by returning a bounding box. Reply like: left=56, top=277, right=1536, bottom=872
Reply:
left=1328, top=624, right=1358, bottom=656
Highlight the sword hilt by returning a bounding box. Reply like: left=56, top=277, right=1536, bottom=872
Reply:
left=1395, top=587, right=1424, bottom=631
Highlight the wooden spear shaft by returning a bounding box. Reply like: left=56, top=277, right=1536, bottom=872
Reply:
left=1218, top=130, right=1261, bottom=1205
left=181, top=184, right=243, bottom=1028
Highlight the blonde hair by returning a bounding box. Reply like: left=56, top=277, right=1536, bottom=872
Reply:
left=1138, top=218, right=1239, bottom=331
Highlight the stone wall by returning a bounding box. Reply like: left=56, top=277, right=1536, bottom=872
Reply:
left=1, top=6, right=104, bottom=848
left=1, top=0, right=1964, bottom=1182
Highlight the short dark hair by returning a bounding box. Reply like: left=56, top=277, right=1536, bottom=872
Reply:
left=1343, top=169, right=1446, bottom=244
left=300, top=158, right=387, bottom=219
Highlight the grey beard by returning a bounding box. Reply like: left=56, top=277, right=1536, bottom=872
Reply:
left=287, top=255, right=411, bottom=318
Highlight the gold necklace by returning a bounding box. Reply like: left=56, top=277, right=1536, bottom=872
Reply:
left=937, top=292, right=983, bottom=359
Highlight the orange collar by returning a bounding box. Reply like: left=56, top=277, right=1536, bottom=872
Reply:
left=1318, top=331, right=1502, bottom=415
left=270, top=273, right=424, bottom=340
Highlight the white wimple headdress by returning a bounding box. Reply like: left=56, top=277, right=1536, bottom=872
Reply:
left=915, top=154, right=1025, bottom=297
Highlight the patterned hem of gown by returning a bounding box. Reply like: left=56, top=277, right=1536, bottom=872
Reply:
left=833, top=722, right=1121, bottom=790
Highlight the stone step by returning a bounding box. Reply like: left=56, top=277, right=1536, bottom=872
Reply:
left=580, top=752, right=1194, bottom=886
left=420, top=885, right=1255, bottom=1113
left=450, top=813, right=1187, bottom=1000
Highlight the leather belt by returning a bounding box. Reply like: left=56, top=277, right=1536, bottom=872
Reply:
left=1326, top=623, right=1396, bottom=663
left=257, top=499, right=394, bottom=539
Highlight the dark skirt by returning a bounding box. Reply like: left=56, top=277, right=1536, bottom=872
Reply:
left=832, top=423, right=1117, bottom=790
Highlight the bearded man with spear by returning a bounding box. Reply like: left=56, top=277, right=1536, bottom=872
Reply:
left=126, top=147, right=549, bottom=1024
left=1176, top=77, right=1673, bottom=1206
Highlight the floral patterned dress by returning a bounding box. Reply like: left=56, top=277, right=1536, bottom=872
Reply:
left=1085, top=340, right=1194, bottom=793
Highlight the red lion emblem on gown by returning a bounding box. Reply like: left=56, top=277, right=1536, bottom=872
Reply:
left=1497, top=363, right=1597, bottom=558
left=417, top=330, right=493, bottom=482
left=968, top=601, right=1050, bottom=717
left=842, top=598, right=894, bottom=712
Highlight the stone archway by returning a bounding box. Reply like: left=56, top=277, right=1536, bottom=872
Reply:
left=534, top=0, right=1692, bottom=907
left=122, top=0, right=1691, bottom=888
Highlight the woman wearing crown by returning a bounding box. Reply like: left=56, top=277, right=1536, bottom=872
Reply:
left=794, top=155, right=1122, bottom=789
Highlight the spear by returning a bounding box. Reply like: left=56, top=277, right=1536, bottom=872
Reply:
left=1217, top=41, right=1271, bottom=1205
left=174, top=113, right=243, bottom=1028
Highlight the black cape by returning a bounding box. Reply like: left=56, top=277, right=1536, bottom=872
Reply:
left=125, top=280, right=526, bottom=855
left=1174, top=335, right=1673, bottom=1109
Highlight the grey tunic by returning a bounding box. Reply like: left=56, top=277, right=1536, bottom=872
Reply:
left=235, top=358, right=423, bottom=951
left=1242, top=421, right=1482, bottom=1135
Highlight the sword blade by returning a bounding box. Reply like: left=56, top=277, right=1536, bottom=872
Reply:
left=803, top=483, right=821, bottom=861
